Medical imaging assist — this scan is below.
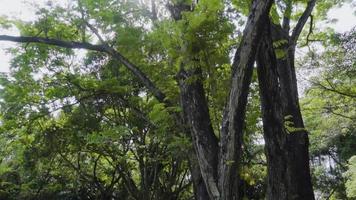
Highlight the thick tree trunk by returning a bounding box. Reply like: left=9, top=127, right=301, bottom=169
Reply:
left=273, top=24, right=315, bottom=200
left=178, top=68, right=220, bottom=200
left=278, top=39, right=315, bottom=200
left=257, top=20, right=289, bottom=199
left=172, top=1, right=273, bottom=199
left=257, top=21, right=315, bottom=200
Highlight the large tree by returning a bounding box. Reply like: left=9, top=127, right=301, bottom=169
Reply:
left=0, top=0, right=348, bottom=199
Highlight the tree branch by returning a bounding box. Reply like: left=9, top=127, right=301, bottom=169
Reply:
left=291, top=0, right=317, bottom=45
left=0, top=35, right=167, bottom=103
left=304, top=14, right=314, bottom=46
left=309, top=79, right=356, bottom=98
left=324, top=107, right=356, bottom=120
left=0, top=35, right=106, bottom=51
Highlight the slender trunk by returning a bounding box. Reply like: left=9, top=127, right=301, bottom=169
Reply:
left=219, top=1, right=273, bottom=199
left=167, top=3, right=216, bottom=199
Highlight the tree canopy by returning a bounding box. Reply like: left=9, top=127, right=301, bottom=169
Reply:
left=0, top=0, right=355, bottom=199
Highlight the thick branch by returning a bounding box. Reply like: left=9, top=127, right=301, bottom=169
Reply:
left=0, top=35, right=107, bottom=51
left=291, top=0, right=317, bottom=44
left=0, top=35, right=167, bottom=103
left=219, top=0, right=273, bottom=199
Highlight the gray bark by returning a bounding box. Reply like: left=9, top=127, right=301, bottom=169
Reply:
left=257, top=20, right=289, bottom=200
left=219, top=1, right=273, bottom=199
left=178, top=68, right=220, bottom=200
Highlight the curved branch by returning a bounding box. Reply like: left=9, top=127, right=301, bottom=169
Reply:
left=291, top=0, right=317, bottom=45
left=219, top=0, right=273, bottom=199
left=0, top=35, right=167, bottom=103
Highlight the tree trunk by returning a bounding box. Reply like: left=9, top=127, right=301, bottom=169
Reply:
left=218, top=1, right=273, bottom=199
left=257, top=20, right=289, bottom=199
left=189, top=154, right=211, bottom=200
left=172, top=1, right=274, bottom=199
left=276, top=34, right=315, bottom=200
left=257, top=21, right=315, bottom=200
left=178, top=67, right=220, bottom=200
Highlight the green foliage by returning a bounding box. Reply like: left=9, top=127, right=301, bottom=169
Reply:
left=273, top=39, right=288, bottom=59
left=0, top=16, right=12, bottom=29
left=301, top=28, right=356, bottom=199
left=270, top=4, right=281, bottom=25
left=231, top=0, right=252, bottom=16
left=283, top=115, right=306, bottom=133
left=0, top=0, right=352, bottom=199
left=345, top=156, right=356, bottom=198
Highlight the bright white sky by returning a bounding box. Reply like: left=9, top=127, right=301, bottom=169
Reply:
left=0, top=0, right=356, bottom=73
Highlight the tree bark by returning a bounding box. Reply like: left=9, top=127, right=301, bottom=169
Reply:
left=178, top=68, right=220, bottom=200
left=258, top=17, right=316, bottom=200
left=276, top=2, right=316, bottom=197
left=274, top=29, right=315, bottom=200
left=189, top=147, right=212, bottom=200
left=257, top=19, right=289, bottom=200
left=219, top=1, right=273, bottom=199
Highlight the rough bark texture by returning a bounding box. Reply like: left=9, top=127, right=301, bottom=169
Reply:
left=276, top=35, right=315, bottom=200
left=257, top=20, right=289, bottom=200
left=253, top=1, right=317, bottom=198
left=219, top=1, right=273, bottom=199
left=189, top=152, right=210, bottom=200
left=258, top=19, right=315, bottom=200
left=178, top=68, right=220, bottom=200
left=279, top=3, right=317, bottom=198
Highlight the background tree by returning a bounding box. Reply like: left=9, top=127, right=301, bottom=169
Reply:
left=300, top=28, right=356, bottom=199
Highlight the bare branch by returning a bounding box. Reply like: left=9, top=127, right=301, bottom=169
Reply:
left=304, top=14, right=314, bottom=46
left=291, top=0, right=317, bottom=45
left=0, top=35, right=106, bottom=51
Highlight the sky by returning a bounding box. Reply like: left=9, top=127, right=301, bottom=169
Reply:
left=0, top=0, right=49, bottom=73
left=0, top=0, right=356, bottom=74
